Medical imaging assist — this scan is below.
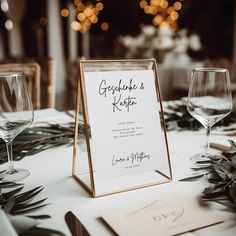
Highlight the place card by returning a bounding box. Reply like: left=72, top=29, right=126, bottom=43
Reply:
left=101, top=192, right=224, bottom=236
left=72, top=59, right=172, bottom=197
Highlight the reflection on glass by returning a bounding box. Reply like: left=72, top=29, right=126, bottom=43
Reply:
left=0, top=72, right=34, bottom=181
left=187, top=68, right=232, bottom=161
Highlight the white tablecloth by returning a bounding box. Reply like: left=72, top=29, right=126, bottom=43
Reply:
left=1, top=109, right=235, bottom=236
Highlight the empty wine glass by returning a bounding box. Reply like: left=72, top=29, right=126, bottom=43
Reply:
left=187, top=68, right=232, bottom=161
left=0, top=72, right=34, bottom=181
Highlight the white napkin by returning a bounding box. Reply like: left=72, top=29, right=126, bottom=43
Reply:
left=0, top=208, right=18, bottom=236
left=33, top=108, right=74, bottom=124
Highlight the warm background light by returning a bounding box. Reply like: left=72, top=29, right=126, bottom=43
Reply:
left=140, top=0, right=183, bottom=29
left=71, top=21, right=82, bottom=31
left=61, top=8, right=69, bottom=17
left=61, top=1, right=181, bottom=32
left=153, top=15, right=163, bottom=25
left=140, top=0, right=147, bottom=9
left=63, top=0, right=105, bottom=33
left=101, top=22, right=109, bottom=31
left=96, top=2, right=104, bottom=11
left=174, top=1, right=182, bottom=10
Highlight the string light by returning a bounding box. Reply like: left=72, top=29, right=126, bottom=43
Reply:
left=62, top=0, right=104, bottom=33
left=71, top=21, right=82, bottom=31
left=61, top=8, right=69, bottom=17
left=101, top=22, right=109, bottom=31
left=140, top=0, right=183, bottom=29
left=174, top=1, right=182, bottom=10
left=60, top=1, right=182, bottom=32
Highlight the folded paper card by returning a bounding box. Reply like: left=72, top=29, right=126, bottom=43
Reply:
left=101, top=192, right=224, bottom=236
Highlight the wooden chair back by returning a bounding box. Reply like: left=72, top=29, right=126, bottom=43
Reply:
left=204, top=58, right=231, bottom=70
left=0, top=59, right=56, bottom=109
left=0, top=63, right=41, bottom=109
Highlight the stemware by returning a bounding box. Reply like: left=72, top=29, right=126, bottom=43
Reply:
left=0, top=72, right=34, bottom=181
left=186, top=68, right=232, bottom=161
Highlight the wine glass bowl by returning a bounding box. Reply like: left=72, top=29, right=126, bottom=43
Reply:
left=0, top=72, right=34, bottom=181
left=187, top=68, right=232, bottom=161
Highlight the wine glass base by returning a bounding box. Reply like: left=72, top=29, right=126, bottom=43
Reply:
left=190, top=153, right=210, bottom=162
left=0, top=168, right=30, bottom=182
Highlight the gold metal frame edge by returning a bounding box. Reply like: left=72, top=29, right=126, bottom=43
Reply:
left=72, top=58, right=173, bottom=197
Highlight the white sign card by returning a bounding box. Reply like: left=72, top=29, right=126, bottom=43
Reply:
left=84, top=69, right=167, bottom=180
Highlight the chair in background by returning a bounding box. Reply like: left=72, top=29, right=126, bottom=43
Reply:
left=160, top=62, right=203, bottom=100
left=203, top=58, right=236, bottom=99
left=170, top=66, right=195, bottom=100
left=0, top=59, right=56, bottom=109
left=170, top=59, right=234, bottom=100
left=0, top=63, right=41, bottom=109
left=204, top=57, right=231, bottom=70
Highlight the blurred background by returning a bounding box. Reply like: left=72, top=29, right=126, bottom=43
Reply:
left=0, top=0, right=235, bottom=109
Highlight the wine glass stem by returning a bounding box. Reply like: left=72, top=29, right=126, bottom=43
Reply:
left=204, top=126, right=211, bottom=156
left=6, top=141, right=15, bottom=174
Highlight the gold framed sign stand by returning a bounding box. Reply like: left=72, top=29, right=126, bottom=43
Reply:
left=72, top=59, right=172, bottom=197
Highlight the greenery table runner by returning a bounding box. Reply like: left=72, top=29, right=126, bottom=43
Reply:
left=180, top=140, right=236, bottom=210
left=165, top=100, right=236, bottom=210
left=0, top=122, right=86, bottom=165
left=0, top=178, right=65, bottom=235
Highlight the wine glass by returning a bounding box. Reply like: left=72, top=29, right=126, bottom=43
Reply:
left=0, top=72, right=34, bottom=181
left=187, top=68, right=232, bottom=161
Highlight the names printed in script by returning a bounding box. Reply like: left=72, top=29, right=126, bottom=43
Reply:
left=112, top=152, right=151, bottom=169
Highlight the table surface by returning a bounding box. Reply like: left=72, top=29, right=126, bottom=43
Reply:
left=1, top=109, right=236, bottom=236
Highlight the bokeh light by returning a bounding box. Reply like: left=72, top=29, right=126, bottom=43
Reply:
left=61, top=8, right=69, bottom=17
left=101, top=22, right=109, bottom=31
left=71, top=21, right=82, bottom=31
left=140, top=0, right=183, bottom=29
left=174, top=1, right=182, bottom=10
left=62, top=0, right=105, bottom=33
